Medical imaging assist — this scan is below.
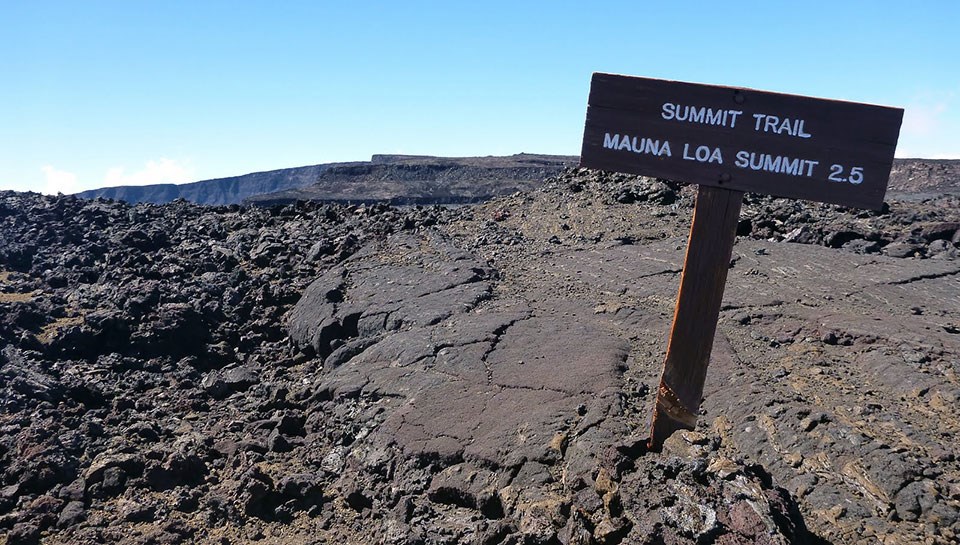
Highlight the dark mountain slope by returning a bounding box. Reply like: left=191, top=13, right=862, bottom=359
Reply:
left=73, top=154, right=578, bottom=206
left=888, top=158, right=960, bottom=198
left=73, top=162, right=360, bottom=205
left=243, top=153, right=579, bottom=206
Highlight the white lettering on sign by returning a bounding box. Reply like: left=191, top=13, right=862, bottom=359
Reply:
left=599, top=102, right=875, bottom=186
left=682, top=143, right=723, bottom=164
left=751, top=114, right=811, bottom=138
left=661, top=103, right=743, bottom=128
left=827, top=164, right=864, bottom=184
left=734, top=151, right=818, bottom=176
left=600, top=133, right=871, bottom=185
left=603, top=133, right=672, bottom=157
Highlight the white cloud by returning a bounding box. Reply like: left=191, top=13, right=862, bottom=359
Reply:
left=40, top=165, right=80, bottom=195
left=901, top=101, right=947, bottom=137
left=104, top=158, right=194, bottom=187
left=895, top=90, right=960, bottom=159
left=27, top=158, right=196, bottom=195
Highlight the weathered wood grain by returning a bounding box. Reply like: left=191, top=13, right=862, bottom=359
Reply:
left=649, top=185, right=743, bottom=450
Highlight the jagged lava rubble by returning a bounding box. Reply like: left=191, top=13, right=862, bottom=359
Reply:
left=1, top=168, right=958, bottom=544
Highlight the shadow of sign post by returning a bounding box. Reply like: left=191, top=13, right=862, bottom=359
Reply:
left=578, top=73, right=903, bottom=450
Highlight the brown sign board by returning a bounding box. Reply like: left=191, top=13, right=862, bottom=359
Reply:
left=580, top=73, right=904, bottom=210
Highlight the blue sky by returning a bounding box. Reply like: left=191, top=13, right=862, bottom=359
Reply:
left=2, top=1, right=958, bottom=194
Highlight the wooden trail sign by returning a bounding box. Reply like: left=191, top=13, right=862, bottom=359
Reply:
left=578, top=73, right=903, bottom=449
left=582, top=73, right=903, bottom=210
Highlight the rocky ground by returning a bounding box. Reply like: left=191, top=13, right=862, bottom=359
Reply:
left=1, top=168, right=958, bottom=544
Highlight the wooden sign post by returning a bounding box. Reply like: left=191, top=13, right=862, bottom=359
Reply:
left=578, top=73, right=903, bottom=450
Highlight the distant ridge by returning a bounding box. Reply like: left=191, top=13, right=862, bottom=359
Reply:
left=243, top=153, right=579, bottom=206
left=72, top=156, right=957, bottom=206
left=73, top=161, right=362, bottom=205
left=887, top=158, right=960, bottom=199
left=73, top=154, right=578, bottom=206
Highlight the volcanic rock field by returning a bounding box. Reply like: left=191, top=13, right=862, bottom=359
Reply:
left=1, top=169, right=959, bottom=544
